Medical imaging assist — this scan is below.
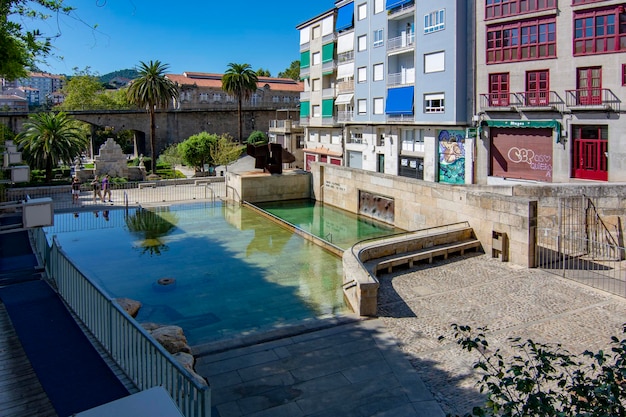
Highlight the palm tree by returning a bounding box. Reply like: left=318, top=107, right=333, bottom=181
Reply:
left=221, top=63, right=259, bottom=142
left=126, top=60, right=179, bottom=176
left=15, top=112, right=88, bottom=182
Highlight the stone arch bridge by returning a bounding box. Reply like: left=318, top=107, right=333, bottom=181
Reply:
left=0, top=108, right=277, bottom=156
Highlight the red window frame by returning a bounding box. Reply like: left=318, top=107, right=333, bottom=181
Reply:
left=526, top=70, right=549, bottom=105
left=576, top=67, right=603, bottom=105
left=573, top=7, right=626, bottom=55
left=489, top=73, right=510, bottom=106
left=622, top=64, right=626, bottom=85
left=487, top=17, right=556, bottom=63
left=485, top=0, right=556, bottom=20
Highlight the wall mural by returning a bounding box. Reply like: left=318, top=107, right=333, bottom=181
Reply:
left=359, top=191, right=394, bottom=224
left=438, top=129, right=466, bottom=184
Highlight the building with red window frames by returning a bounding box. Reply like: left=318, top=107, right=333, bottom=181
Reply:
left=475, top=0, right=626, bottom=183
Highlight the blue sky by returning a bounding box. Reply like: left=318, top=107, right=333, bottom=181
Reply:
left=35, top=0, right=335, bottom=77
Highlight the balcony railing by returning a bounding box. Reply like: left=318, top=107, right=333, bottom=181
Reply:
left=565, top=89, right=621, bottom=111
left=337, top=79, right=355, bottom=93
left=387, top=72, right=415, bottom=87
left=269, top=119, right=301, bottom=132
left=300, top=91, right=311, bottom=101
left=387, top=114, right=414, bottom=123
left=337, top=110, right=354, bottom=122
left=300, top=66, right=310, bottom=79
left=387, top=33, right=415, bottom=53
left=322, top=61, right=336, bottom=74
left=322, top=88, right=336, bottom=99
left=479, top=93, right=521, bottom=110
left=516, top=91, right=565, bottom=112
left=387, top=0, right=415, bottom=17
left=300, top=117, right=310, bottom=126
left=338, top=50, right=355, bottom=63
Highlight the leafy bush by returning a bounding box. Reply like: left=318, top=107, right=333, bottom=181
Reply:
left=441, top=324, right=626, bottom=417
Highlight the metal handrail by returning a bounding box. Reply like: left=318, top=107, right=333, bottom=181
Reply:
left=32, top=228, right=211, bottom=417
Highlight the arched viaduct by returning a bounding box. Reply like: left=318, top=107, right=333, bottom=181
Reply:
left=0, top=108, right=279, bottom=156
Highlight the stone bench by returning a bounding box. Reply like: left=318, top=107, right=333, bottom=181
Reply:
left=373, top=239, right=482, bottom=276
left=194, top=179, right=212, bottom=186
left=138, top=182, right=157, bottom=189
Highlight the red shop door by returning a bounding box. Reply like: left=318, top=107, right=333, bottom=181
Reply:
left=305, top=154, right=316, bottom=171
left=572, top=126, right=608, bottom=181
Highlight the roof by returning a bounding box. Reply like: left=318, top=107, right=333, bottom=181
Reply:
left=166, top=72, right=303, bottom=92
left=0, top=94, right=27, bottom=101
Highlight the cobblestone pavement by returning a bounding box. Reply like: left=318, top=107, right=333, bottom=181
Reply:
left=376, top=253, right=626, bottom=416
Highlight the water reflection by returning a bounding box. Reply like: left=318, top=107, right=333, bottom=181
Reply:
left=125, top=207, right=179, bottom=256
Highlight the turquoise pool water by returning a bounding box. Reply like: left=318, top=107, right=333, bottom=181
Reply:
left=255, top=199, right=404, bottom=249
left=45, top=201, right=398, bottom=346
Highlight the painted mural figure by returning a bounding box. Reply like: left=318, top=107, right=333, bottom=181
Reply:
left=438, top=130, right=466, bottom=185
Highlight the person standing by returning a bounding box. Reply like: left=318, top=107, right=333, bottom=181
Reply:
left=102, top=174, right=112, bottom=203
left=71, top=177, right=81, bottom=204
left=91, top=175, right=103, bottom=202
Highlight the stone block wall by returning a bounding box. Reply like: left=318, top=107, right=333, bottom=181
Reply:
left=311, top=163, right=537, bottom=266
left=227, top=170, right=311, bottom=203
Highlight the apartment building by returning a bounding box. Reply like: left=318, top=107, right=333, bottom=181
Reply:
left=298, top=0, right=475, bottom=183
left=475, top=0, right=626, bottom=183
left=1, top=72, right=65, bottom=108
left=297, top=8, right=345, bottom=170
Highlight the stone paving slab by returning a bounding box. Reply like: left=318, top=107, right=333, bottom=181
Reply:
left=196, top=319, right=443, bottom=417
left=376, top=253, right=626, bottom=415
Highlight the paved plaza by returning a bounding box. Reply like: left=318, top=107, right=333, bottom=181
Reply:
left=196, top=253, right=626, bottom=416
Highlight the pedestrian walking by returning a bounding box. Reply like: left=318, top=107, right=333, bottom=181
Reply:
left=102, top=174, right=112, bottom=203
left=91, top=175, right=103, bottom=202
left=71, top=177, right=81, bottom=204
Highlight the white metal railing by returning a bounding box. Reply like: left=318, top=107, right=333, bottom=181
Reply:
left=387, top=33, right=415, bottom=52
left=387, top=71, right=415, bottom=86
left=337, top=110, right=354, bottom=122
left=32, top=228, right=211, bottom=417
left=338, top=50, right=354, bottom=63
left=337, top=80, right=354, bottom=93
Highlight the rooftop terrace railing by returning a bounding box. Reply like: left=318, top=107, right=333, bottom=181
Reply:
left=32, top=227, right=211, bottom=417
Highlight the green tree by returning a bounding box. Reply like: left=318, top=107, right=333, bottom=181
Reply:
left=443, top=324, right=626, bottom=417
left=0, top=1, right=76, bottom=80
left=211, top=134, right=243, bottom=171
left=126, top=60, right=179, bottom=176
left=178, top=132, right=217, bottom=171
left=256, top=68, right=271, bottom=77
left=15, top=112, right=88, bottom=182
left=246, top=130, right=268, bottom=145
left=58, top=73, right=103, bottom=110
left=221, top=63, right=258, bottom=143
left=277, top=60, right=300, bottom=81
left=158, top=143, right=182, bottom=169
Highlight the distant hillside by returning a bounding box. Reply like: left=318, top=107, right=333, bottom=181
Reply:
left=99, top=69, right=139, bottom=83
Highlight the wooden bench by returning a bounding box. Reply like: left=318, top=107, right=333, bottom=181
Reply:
left=374, top=239, right=482, bottom=276
left=138, top=182, right=157, bottom=189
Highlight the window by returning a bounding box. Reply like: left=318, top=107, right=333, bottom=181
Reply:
left=424, top=51, right=445, bottom=73
left=358, top=3, right=367, bottom=20
left=373, top=97, right=384, bottom=114
left=577, top=67, right=602, bottom=105
left=357, top=66, right=367, bottom=83
left=574, top=8, right=626, bottom=55
left=374, top=0, right=384, bottom=14
left=486, top=17, right=556, bottom=63
left=312, top=25, right=321, bottom=39
left=424, top=9, right=445, bottom=34
left=623, top=64, right=626, bottom=86
left=525, top=70, right=549, bottom=105
left=485, top=0, right=556, bottom=20
left=424, top=93, right=445, bottom=113
left=373, top=63, right=384, bottom=81
left=489, top=73, right=510, bottom=106
left=272, top=96, right=280, bottom=103
left=213, top=93, right=222, bottom=101
left=358, top=34, right=368, bottom=51
left=312, top=52, right=321, bottom=65
left=357, top=99, right=367, bottom=114
left=312, top=78, right=321, bottom=91
left=373, top=29, right=384, bottom=47
left=199, top=93, right=209, bottom=102
left=402, top=129, right=424, bottom=152
left=283, top=96, right=291, bottom=103
left=312, top=105, right=321, bottom=117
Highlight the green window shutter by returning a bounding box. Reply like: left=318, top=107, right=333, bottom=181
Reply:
left=322, top=99, right=334, bottom=118
left=300, top=101, right=310, bottom=117
left=300, top=51, right=310, bottom=68
left=322, top=43, right=335, bottom=63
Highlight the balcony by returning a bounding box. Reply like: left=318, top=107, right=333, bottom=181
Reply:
left=387, top=72, right=415, bottom=87
left=322, top=88, right=336, bottom=99
left=337, top=79, right=355, bottom=93
left=387, top=33, right=415, bottom=55
left=300, top=91, right=311, bottom=101
left=515, top=91, right=565, bottom=112
left=322, top=61, right=336, bottom=74
left=387, top=114, right=414, bottom=123
left=337, top=110, right=354, bottom=122
left=300, top=117, right=310, bottom=126
left=338, top=50, right=354, bottom=63
left=387, top=1, right=415, bottom=18
left=300, top=66, right=310, bottom=79
left=479, top=93, right=521, bottom=111
left=565, top=89, right=620, bottom=112
left=269, top=119, right=302, bottom=134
